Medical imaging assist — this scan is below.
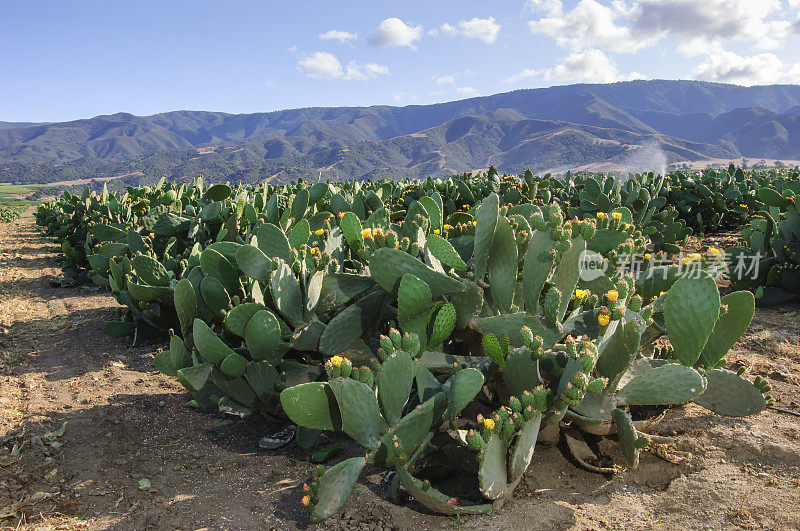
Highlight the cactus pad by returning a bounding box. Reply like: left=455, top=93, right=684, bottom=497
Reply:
left=193, top=318, right=236, bottom=364
left=697, top=291, right=755, bottom=368
left=665, top=272, right=720, bottom=366
left=377, top=350, right=414, bottom=426
left=478, top=434, right=508, bottom=500
left=329, top=377, right=389, bottom=448
left=445, top=368, right=484, bottom=422
left=280, top=382, right=342, bottom=431
left=617, top=363, right=704, bottom=405
left=612, top=408, right=639, bottom=468
left=370, top=248, right=463, bottom=298
left=426, top=233, right=468, bottom=271
left=310, top=457, right=366, bottom=523
left=694, top=369, right=766, bottom=417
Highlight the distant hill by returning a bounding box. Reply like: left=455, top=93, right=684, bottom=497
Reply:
left=2, top=80, right=800, bottom=184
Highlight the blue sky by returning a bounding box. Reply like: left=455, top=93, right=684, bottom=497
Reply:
left=2, top=0, right=800, bottom=122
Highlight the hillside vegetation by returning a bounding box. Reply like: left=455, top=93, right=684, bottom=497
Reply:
left=3, top=80, right=800, bottom=185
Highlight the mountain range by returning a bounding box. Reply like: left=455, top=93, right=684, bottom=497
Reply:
left=2, top=80, right=800, bottom=185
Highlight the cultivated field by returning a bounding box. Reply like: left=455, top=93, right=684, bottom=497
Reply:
left=2, top=169, right=800, bottom=529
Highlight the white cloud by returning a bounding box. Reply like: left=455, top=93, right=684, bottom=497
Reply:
left=630, top=0, right=792, bottom=51
left=368, top=18, right=423, bottom=48
left=364, top=63, right=390, bottom=76
left=544, top=49, right=644, bottom=83
left=319, top=30, right=358, bottom=43
left=528, top=0, right=797, bottom=56
left=675, top=37, right=721, bottom=58
left=692, top=49, right=793, bottom=85
left=457, top=86, right=480, bottom=97
left=459, top=17, right=500, bottom=43
left=440, top=23, right=456, bottom=36
left=503, top=68, right=541, bottom=83
left=435, top=75, right=455, bottom=85
left=343, top=62, right=390, bottom=81
left=297, top=52, right=389, bottom=81
left=297, top=52, right=343, bottom=79
left=526, top=0, right=564, bottom=15
left=440, top=17, right=501, bottom=43
left=528, top=0, right=657, bottom=54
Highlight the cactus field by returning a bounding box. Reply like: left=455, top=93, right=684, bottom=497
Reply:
left=1, top=167, right=800, bottom=529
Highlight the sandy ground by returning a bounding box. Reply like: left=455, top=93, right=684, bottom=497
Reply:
left=1, top=209, right=799, bottom=530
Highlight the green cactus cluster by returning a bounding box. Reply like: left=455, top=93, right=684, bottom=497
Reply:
left=0, top=204, right=22, bottom=223
left=33, top=168, right=783, bottom=521
left=727, top=177, right=800, bottom=305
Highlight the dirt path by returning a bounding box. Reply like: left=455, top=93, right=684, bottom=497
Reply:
left=1, top=209, right=799, bottom=530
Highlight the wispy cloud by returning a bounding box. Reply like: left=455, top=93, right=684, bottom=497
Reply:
left=297, top=52, right=389, bottom=81
left=503, top=68, right=540, bottom=83
left=440, top=17, right=501, bottom=43
left=457, top=86, right=480, bottom=97
left=319, top=29, right=358, bottom=43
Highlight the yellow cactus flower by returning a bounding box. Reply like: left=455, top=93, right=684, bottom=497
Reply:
left=606, top=290, right=619, bottom=302
left=472, top=221, right=477, bottom=227
left=682, top=252, right=702, bottom=265
left=360, top=228, right=371, bottom=238
left=310, top=247, right=318, bottom=255
left=312, top=240, right=319, bottom=246
left=314, top=229, right=325, bottom=236
left=443, top=224, right=452, bottom=230
left=574, top=289, right=587, bottom=300
left=483, top=418, right=496, bottom=430
left=301, top=495, right=311, bottom=507
left=596, top=212, right=607, bottom=220
left=659, top=290, right=666, bottom=297
left=612, top=212, right=622, bottom=221
left=644, top=253, right=651, bottom=260
left=149, top=232, right=155, bottom=237
left=373, top=228, right=383, bottom=236
left=433, top=229, right=440, bottom=235
left=330, top=355, right=344, bottom=367
left=707, top=247, right=721, bottom=255
left=598, top=314, right=610, bottom=327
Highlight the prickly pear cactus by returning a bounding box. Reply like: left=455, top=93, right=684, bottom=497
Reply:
left=35, top=168, right=780, bottom=522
